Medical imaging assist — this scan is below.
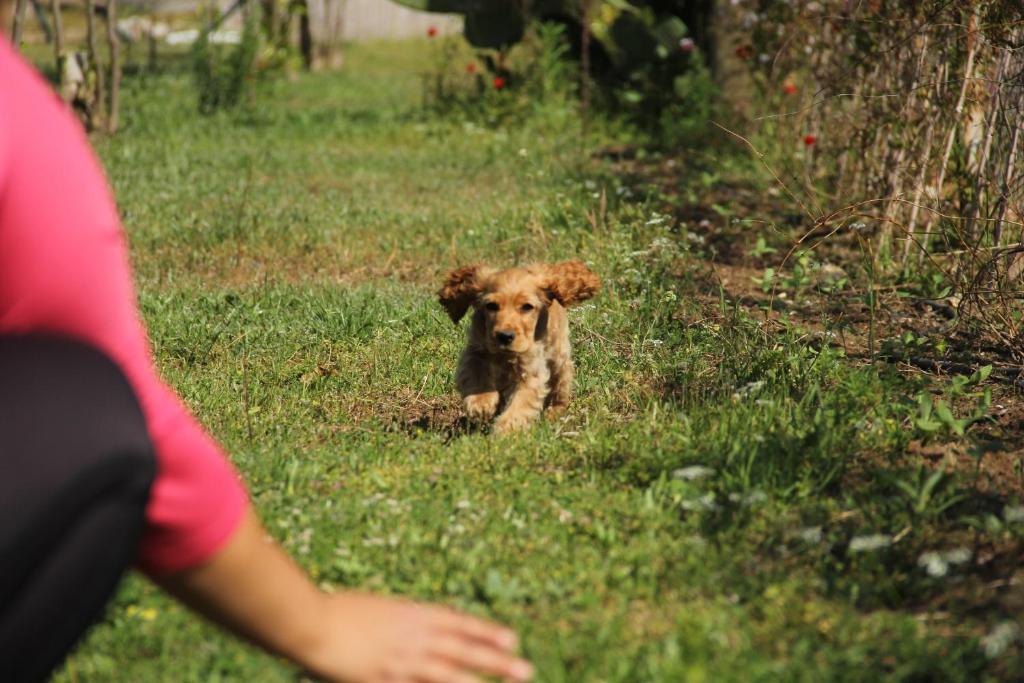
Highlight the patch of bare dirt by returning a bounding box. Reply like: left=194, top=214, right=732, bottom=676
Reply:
left=338, top=389, right=468, bottom=442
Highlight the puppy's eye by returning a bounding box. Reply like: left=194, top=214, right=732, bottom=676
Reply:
left=521, top=303, right=535, bottom=312
left=485, top=302, right=499, bottom=312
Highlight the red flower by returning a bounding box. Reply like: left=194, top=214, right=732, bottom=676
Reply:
left=466, top=63, right=477, bottom=74
left=783, top=82, right=798, bottom=95
left=492, top=76, right=506, bottom=90
left=679, top=37, right=695, bottom=53
left=427, top=26, right=438, bottom=38
left=734, top=44, right=753, bottom=60
left=803, top=134, right=817, bottom=146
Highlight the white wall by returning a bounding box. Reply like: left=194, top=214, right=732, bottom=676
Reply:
left=120, top=0, right=462, bottom=42
left=341, top=0, right=460, bottom=41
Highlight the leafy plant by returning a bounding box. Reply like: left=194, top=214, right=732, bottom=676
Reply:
left=913, top=388, right=991, bottom=438
left=191, top=7, right=263, bottom=114
left=752, top=267, right=775, bottom=294
left=911, top=269, right=953, bottom=300
left=748, top=236, right=777, bottom=259
left=946, top=364, right=992, bottom=399
left=401, top=0, right=717, bottom=143
left=888, top=466, right=966, bottom=521
left=880, top=331, right=941, bottom=362
left=782, top=252, right=817, bottom=293
left=422, top=22, right=575, bottom=124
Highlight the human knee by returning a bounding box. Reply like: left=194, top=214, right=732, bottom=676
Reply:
left=0, top=335, right=155, bottom=490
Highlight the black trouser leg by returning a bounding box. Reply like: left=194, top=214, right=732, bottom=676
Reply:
left=0, top=336, right=155, bottom=682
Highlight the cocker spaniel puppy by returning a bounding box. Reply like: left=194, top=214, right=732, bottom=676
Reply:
left=438, top=260, right=600, bottom=433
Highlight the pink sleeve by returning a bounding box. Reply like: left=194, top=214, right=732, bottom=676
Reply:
left=0, top=39, right=248, bottom=575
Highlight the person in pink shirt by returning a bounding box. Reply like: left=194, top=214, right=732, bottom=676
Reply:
left=0, top=30, right=532, bottom=683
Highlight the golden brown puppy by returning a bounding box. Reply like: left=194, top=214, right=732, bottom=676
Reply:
left=438, top=260, right=600, bottom=433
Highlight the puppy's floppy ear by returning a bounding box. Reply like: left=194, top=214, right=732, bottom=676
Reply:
left=543, top=260, right=600, bottom=306
left=438, top=265, right=485, bottom=323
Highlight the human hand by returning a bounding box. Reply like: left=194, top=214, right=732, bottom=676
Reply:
left=301, top=591, right=534, bottom=683
left=159, top=510, right=529, bottom=683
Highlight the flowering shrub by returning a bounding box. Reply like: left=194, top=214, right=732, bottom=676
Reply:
left=728, top=0, right=1024, bottom=358
left=420, top=22, right=574, bottom=125
left=405, top=0, right=717, bottom=142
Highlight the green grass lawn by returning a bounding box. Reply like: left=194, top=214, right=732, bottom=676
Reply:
left=53, top=39, right=1022, bottom=682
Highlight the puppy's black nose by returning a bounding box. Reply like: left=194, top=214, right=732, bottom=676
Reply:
left=495, top=330, right=515, bottom=345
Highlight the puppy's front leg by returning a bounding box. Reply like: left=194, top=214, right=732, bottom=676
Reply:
left=494, top=373, right=549, bottom=434
left=545, top=357, right=574, bottom=416
left=456, top=350, right=499, bottom=421
left=465, top=391, right=500, bottom=420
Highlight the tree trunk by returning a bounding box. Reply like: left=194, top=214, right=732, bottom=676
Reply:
left=304, top=0, right=345, bottom=70
left=299, top=0, right=313, bottom=70
left=580, top=0, right=592, bottom=135
left=11, top=0, right=29, bottom=45
left=49, top=0, right=65, bottom=101
left=105, top=0, right=121, bottom=134
left=993, top=98, right=1021, bottom=249
left=84, top=0, right=106, bottom=131
left=31, top=0, right=53, bottom=42
left=682, top=0, right=716, bottom=74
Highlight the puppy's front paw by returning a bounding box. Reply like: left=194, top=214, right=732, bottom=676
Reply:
left=544, top=404, right=567, bottom=421
left=464, top=392, right=500, bottom=421
left=493, top=410, right=535, bottom=434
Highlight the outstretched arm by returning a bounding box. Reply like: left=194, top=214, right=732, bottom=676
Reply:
left=159, top=508, right=533, bottom=683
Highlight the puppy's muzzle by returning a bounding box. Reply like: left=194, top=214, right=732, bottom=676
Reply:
left=494, top=330, right=515, bottom=346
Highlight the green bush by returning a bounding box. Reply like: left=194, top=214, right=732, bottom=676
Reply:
left=191, top=8, right=262, bottom=114
left=421, top=22, right=577, bottom=125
